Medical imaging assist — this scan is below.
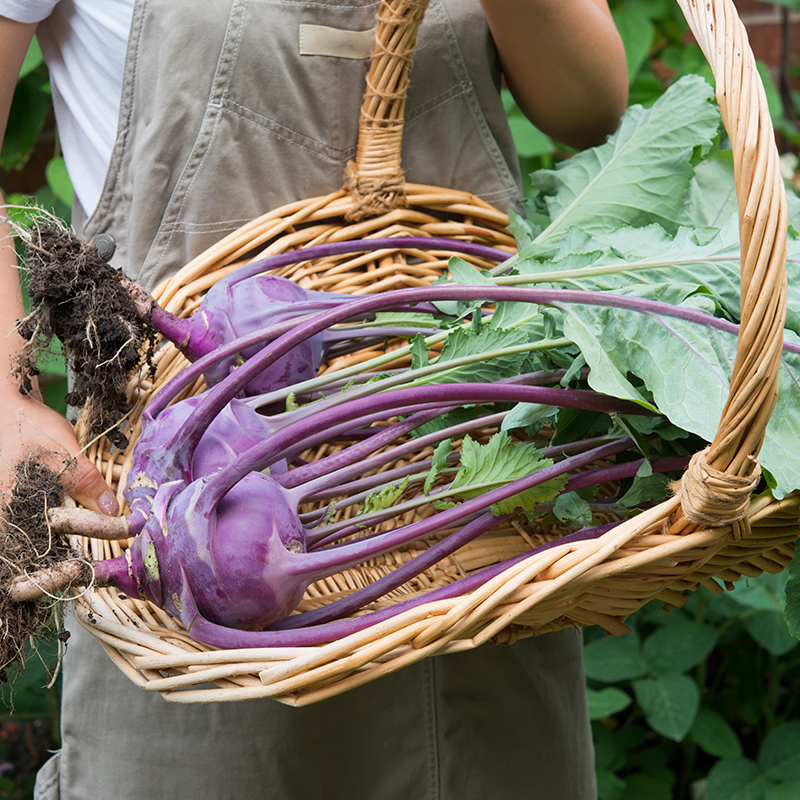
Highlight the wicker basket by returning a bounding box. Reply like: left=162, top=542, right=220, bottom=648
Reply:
left=71, top=0, right=797, bottom=705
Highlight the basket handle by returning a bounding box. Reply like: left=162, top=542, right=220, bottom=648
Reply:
left=344, top=0, right=430, bottom=221
left=674, top=0, right=787, bottom=530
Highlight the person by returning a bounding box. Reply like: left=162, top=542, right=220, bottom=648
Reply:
left=0, top=2, right=628, bottom=798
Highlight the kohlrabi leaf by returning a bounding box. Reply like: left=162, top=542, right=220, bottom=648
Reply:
left=560, top=294, right=800, bottom=498
left=424, top=439, right=453, bottom=495
left=530, top=75, right=720, bottom=244
left=448, top=257, right=494, bottom=286
left=359, top=476, right=409, bottom=516
left=449, top=433, right=568, bottom=515
left=553, top=491, right=594, bottom=527
left=414, top=326, right=531, bottom=385
left=684, top=148, right=738, bottom=230
left=515, top=218, right=743, bottom=321
left=373, top=311, right=443, bottom=329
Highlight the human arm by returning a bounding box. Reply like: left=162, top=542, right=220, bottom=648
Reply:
left=0, top=15, right=118, bottom=514
left=479, top=0, right=628, bottom=150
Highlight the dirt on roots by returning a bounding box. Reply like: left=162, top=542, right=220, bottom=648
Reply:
left=0, top=456, right=85, bottom=683
left=14, top=220, right=157, bottom=449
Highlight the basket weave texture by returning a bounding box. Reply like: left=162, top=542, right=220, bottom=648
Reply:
left=71, top=0, right=798, bottom=705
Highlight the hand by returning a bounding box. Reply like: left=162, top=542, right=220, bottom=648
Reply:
left=0, top=387, right=120, bottom=515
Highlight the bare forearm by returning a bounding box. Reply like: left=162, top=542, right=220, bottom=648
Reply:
left=480, top=0, right=628, bottom=149
left=0, top=198, right=32, bottom=400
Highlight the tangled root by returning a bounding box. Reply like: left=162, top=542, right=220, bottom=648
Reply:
left=13, top=217, right=157, bottom=448
left=0, top=455, right=85, bottom=682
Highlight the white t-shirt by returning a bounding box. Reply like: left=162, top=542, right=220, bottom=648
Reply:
left=1, top=0, right=132, bottom=216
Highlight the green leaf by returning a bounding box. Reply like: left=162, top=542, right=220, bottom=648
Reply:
left=642, top=618, right=718, bottom=674
left=556, top=290, right=800, bottom=499
left=415, top=325, right=530, bottom=385
left=46, top=157, right=74, bottom=207
left=765, top=783, right=800, bottom=800
left=586, top=686, right=632, bottom=720
left=410, top=334, right=429, bottom=371
left=18, top=37, right=44, bottom=80
left=447, top=257, right=494, bottom=286
left=620, top=772, right=674, bottom=800
left=784, top=548, right=800, bottom=639
left=690, top=708, right=743, bottom=759
left=728, top=572, right=788, bottom=613
left=706, top=757, right=769, bottom=800
left=619, top=472, right=669, bottom=508
left=424, top=439, right=453, bottom=495
left=685, top=149, right=738, bottom=229
left=742, top=610, right=798, bottom=657
left=373, top=311, right=443, bottom=330
left=758, top=722, right=800, bottom=783
left=359, top=476, right=409, bottom=516
left=597, top=769, right=627, bottom=800
left=448, top=433, right=567, bottom=515
left=507, top=114, right=554, bottom=158
left=583, top=635, right=649, bottom=682
left=500, top=401, right=555, bottom=433
left=531, top=75, right=720, bottom=244
left=516, top=219, right=745, bottom=323
left=1, top=70, right=52, bottom=170
left=632, top=672, right=700, bottom=741
left=611, top=6, right=655, bottom=82
left=552, top=491, right=593, bottom=527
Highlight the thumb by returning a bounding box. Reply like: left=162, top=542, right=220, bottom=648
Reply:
left=65, top=453, right=120, bottom=516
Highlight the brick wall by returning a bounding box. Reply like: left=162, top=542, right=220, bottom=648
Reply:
left=735, top=0, right=799, bottom=81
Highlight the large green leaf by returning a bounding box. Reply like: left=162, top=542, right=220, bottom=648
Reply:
left=558, top=292, right=800, bottom=499
left=530, top=75, right=720, bottom=244
left=583, top=635, right=649, bottom=682
left=515, top=219, right=745, bottom=321
left=691, top=708, right=743, bottom=759
left=642, top=618, right=718, bottom=674
left=632, top=672, right=700, bottom=741
left=706, top=758, right=770, bottom=800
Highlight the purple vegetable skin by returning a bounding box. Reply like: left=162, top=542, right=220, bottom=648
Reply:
left=185, top=276, right=335, bottom=395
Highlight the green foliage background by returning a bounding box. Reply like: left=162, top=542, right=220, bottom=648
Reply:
left=2, top=2, right=800, bottom=798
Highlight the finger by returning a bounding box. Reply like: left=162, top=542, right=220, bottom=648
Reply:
left=64, top=454, right=119, bottom=516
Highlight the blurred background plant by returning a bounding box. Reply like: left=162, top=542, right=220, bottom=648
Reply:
left=3, top=2, right=800, bottom=798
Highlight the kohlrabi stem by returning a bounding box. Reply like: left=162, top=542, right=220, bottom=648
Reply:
left=205, top=384, right=647, bottom=506
left=118, top=274, right=195, bottom=348
left=271, top=510, right=513, bottom=629
left=172, top=519, right=623, bottom=648
left=281, top=437, right=635, bottom=579
left=220, top=236, right=512, bottom=286
left=278, top=408, right=443, bottom=500
left=285, top=410, right=507, bottom=496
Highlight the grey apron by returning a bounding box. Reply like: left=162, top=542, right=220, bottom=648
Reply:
left=37, top=1, right=596, bottom=797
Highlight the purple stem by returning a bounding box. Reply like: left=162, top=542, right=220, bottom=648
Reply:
left=174, top=519, right=622, bottom=648
left=288, top=411, right=508, bottom=498
left=221, top=236, right=512, bottom=286
left=281, top=437, right=635, bottom=579
left=271, top=510, right=514, bottom=629
left=206, top=385, right=647, bottom=506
